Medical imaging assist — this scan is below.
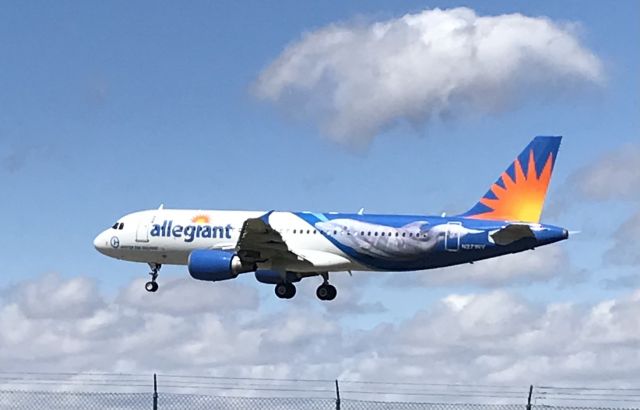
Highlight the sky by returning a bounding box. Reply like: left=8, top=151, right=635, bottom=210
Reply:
left=0, top=0, right=639, bottom=395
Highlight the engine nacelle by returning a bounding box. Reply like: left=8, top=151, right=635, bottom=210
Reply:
left=254, top=270, right=302, bottom=285
left=188, top=250, right=254, bottom=282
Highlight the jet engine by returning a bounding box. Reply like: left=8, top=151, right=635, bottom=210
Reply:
left=188, top=249, right=254, bottom=282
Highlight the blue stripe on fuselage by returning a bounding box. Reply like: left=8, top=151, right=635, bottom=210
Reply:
left=294, top=212, right=566, bottom=271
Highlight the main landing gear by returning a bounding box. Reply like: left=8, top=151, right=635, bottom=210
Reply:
left=274, top=282, right=296, bottom=299
left=274, top=273, right=337, bottom=301
left=316, top=273, right=337, bottom=301
left=145, top=263, right=161, bottom=293
left=316, top=283, right=337, bottom=301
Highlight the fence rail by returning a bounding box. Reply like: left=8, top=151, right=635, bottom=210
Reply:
left=0, top=372, right=637, bottom=409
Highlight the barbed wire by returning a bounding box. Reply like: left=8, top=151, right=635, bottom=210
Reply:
left=0, top=371, right=637, bottom=407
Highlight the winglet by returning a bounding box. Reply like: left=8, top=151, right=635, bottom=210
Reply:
left=260, top=210, right=275, bottom=224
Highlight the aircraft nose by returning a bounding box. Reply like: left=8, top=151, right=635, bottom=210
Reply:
left=93, top=231, right=108, bottom=252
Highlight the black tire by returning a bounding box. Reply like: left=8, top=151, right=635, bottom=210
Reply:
left=316, top=285, right=329, bottom=300
left=325, top=284, right=337, bottom=301
left=275, top=283, right=289, bottom=299
left=317, top=284, right=337, bottom=301
left=285, top=283, right=296, bottom=299
left=145, top=281, right=158, bottom=293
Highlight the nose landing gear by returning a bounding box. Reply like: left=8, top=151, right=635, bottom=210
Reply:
left=145, top=281, right=159, bottom=292
left=145, top=263, right=161, bottom=293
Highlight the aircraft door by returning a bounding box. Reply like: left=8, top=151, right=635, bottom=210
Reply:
left=445, top=222, right=461, bottom=251
left=136, top=224, right=150, bottom=243
left=135, top=212, right=157, bottom=243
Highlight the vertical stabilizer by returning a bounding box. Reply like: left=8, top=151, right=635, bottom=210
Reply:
left=460, top=136, right=562, bottom=223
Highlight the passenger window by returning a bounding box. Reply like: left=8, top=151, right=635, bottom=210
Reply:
left=368, top=231, right=371, bottom=236
left=409, top=233, right=413, bottom=237
left=361, top=231, right=365, bottom=236
left=333, top=230, right=337, bottom=235
left=402, top=233, right=406, bottom=237
left=374, top=232, right=378, bottom=236
left=293, top=229, right=297, bottom=234
left=395, top=232, right=399, bottom=237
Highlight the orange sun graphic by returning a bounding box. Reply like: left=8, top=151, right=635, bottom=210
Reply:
left=472, top=150, right=554, bottom=223
left=191, top=214, right=210, bottom=224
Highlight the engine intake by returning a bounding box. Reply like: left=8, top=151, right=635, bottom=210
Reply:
left=188, top=249, right=254, bottom=282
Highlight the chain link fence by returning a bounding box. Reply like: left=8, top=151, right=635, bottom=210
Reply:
left=1, top=390, right=638, bottom=410
left=0, top=373, right=638, bottom=410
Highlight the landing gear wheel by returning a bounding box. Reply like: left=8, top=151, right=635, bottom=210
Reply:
left=275, top=283, right=296, bottom=299
left=316, top=284, right=337, bottom=301
left=326, top=284, right=337, bottom=300
left=145, top=263, right=161, bottom=293
left=145, top=281, right=159, bottom=292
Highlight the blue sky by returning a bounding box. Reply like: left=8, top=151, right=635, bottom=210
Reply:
left=0, top=1, right=639, bottom=382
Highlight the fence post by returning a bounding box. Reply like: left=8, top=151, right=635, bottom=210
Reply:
left=526, top=385, right=533, bottom=410
left=153, top=373, right=158, bottom=410
left=335, top=379, right=341, bottom=410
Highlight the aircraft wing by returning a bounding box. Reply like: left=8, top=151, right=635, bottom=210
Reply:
left=235, top=211, right=301, bottom=264
left=490, top=224, right=535, bottom=246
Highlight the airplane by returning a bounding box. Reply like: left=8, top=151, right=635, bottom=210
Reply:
left=94, top=136, right=568, bottom=301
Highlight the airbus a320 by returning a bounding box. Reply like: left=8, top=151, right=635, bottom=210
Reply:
left=94, top=136, right=569, bottom=301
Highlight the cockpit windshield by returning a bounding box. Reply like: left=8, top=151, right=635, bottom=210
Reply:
left=112, top=222, right=125, bottom=230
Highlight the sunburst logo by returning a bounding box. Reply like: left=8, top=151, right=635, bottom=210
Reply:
left=191, top=214, right=210, bottom=224
left=471, top=149, right=554, bottom=223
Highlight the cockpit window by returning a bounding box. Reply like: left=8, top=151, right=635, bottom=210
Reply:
left=112, top=222, right=119, bottom=229
left=119, top=223, right=124, bottom=230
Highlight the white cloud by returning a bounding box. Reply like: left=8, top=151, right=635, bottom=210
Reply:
left=345, top=290, right=640, bottom=389
left=254, top=7, right=603, bottom=147
left=3, top=273, right=104, bottom=319
left=116, top=277, right=259, bottom=315
left=570, top=144, right=640, bottom=202
left=606, top=210, right=640, bottom=266
left=1, top=272, right=639, bottom=395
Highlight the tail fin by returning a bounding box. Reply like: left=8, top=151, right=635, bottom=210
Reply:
left=460, top=136, right=562, bottom=223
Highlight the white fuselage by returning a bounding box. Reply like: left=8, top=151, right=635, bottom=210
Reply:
left=94, top=209, right=366, bottom=272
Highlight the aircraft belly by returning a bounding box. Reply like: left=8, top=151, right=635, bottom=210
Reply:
left=287, top=249, right=361, bottom=272
left=119, top=247, right=189, bottom=265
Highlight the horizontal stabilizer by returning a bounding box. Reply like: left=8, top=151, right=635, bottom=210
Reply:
left=491, top=224, right=535, bottom=246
